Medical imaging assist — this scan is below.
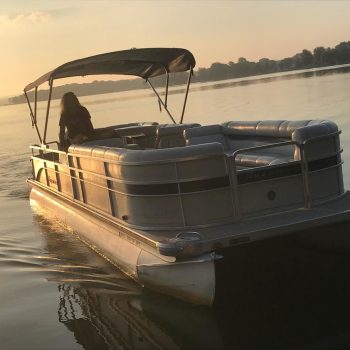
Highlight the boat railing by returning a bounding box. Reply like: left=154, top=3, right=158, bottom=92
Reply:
left=228, top=140, right=302, bottom=218
left=298, top=130, right=343, bottom=207
left=228, top=130, right=342, bottom=217
left=30, top=129, right=343, bottom=228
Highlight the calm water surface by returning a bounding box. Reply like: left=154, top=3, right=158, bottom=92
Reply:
left=1, top=68, right=350, bottom=349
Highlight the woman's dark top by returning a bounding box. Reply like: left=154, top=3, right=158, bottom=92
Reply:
left=59, top=106, right=94, bottom=145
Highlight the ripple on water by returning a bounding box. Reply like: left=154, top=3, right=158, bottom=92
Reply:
left=2, top=229, right=139, bottom=301
left=0, top=196, right=140, bottom=295
left=0, top=151, right=32, bottom=198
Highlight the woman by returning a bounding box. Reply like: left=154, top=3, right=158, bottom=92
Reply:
left=59, top=92, right=94, bottom=150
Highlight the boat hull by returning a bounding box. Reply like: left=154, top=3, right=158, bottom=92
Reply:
left=29, top=185, right=216, bottom=305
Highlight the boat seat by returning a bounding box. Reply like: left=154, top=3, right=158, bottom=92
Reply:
left=140, top=121, right=159, bottom=126
left=109, top=122, right=158, bottom=130
left=185, top=125, right=235, bottom=151
left=156, top=123, right=200, bottom=148
left=90, top=127, right=119, bottom=140
left=105, top=122, right=139, bottom=129
left=69, top=142, right=224, bottom=163
left=186, top=120, right=338, bottom=168
left=184, top=125, right=287, bottom=167
left=234, top=153, right=292, bottom=167
left=83, top=137, right=125, bottom=147
left=292, top=122, right=339, bottom=160
left=224, top=119, right=338, bottom=161
left=223, top=119, right=338, bottom=139
left=115, top=125, right=158, bottom=148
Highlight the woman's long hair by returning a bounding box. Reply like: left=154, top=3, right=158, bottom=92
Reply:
left=60, top=92, right=81, bottom=116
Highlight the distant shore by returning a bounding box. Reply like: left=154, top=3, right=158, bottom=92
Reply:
left=0, top=97, right=11, bottom=106
left=3, top=40, right=350, bottom=106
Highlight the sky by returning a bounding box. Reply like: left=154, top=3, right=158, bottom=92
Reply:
left=1, top=0, right=350, bottom=97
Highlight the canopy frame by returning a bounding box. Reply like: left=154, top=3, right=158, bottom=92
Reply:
left=146, top=76, right=177, bottom=124
left=24, top=89, right=42, bottom=144
left=24, top=48, right=195, bottom=146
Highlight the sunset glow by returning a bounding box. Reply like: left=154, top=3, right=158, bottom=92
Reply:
left=1, top=0, right=350, bottom=97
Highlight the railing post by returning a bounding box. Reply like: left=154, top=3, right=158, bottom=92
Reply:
left=300, top=144, right=312, bottom=208
left=68, top=154, right=78, bottom=200
left=54, top=163, right=61, bottom=192
left=225, top=155, right=239, bottom=218
left=76, top=157, right=86, bottom=203
left=104, top=161, right=116, bottom=217
left=174, top=161, right=186, bottom=227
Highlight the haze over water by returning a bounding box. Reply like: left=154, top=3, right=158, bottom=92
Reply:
left=1, top=67, right=350, bottom=349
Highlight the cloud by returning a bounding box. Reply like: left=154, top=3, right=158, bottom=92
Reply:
left=0, top=11, right=51, bottom=26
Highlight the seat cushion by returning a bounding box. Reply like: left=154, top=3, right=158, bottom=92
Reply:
left=234, top=152, right=292, bottom=167
left=157, top=123, right=200, bottom=148
left=83, top=138, right=124, bottom=147
left=224, top=120, right=338, bottom=139
left=185, top=125, right=233, bottom=150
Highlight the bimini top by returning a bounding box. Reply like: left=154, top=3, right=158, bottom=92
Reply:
left=24, top=48, right=196, bottom=92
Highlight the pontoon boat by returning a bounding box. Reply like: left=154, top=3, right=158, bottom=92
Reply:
left=25, top=48, right=350, bottom=305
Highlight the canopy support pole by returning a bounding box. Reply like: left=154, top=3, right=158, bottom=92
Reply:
left=180, top=67, right=193, bottom=124
left=165, top=72, right=169, bottom=108
left=34, top=87, right=38, bottom=125
left=24, top=90, right=42, bottom=144
left=147, top=79, right=176, bottom=124
left=43, top=79, right=53, bottom=145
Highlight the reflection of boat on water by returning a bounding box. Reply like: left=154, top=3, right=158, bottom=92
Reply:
left=34, top=212, right=224, bottom=350
left=25, top=48, right=350, bottom=305
left=58, top=284, right=224, bottom=350
left=34, top=212, right=350, bottom=349
left=214, top=221, right=350, bottom=350
left=58, top=285, right=180, bottom=350
left=53, top=243, right=350, bottom=349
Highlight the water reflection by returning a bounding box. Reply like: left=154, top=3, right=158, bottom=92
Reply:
left=43, top=64, right=350, bottom=109
left=34, top=212, right=224, bottom=350
left=215, top=222, right=350, bottom=349
left=192, top=64, right=350, bottom=95
left=32, top=208, right=350, bottom=350
left=57, top=284, right=225, bottom=350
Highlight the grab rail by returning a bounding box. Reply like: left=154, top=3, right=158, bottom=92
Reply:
left=30, top=129, right=343, bottom=227
left=229, top=140, right=301, bottom=217
left=227, top=130, right=342, bottom=215
left=30, top=144, right=223, bottom=166
left=303, top=130, right=341, bottom=146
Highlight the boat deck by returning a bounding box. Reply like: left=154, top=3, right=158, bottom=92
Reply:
left=150, top=191, right=350, bottom=257
left=30, top=179, right=350, bottom=259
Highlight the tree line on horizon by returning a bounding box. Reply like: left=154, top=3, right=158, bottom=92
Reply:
left=9, top=40, right=350, bottom=105
left=194, top=41, right=350, bottom=82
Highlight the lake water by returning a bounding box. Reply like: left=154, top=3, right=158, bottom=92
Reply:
left=1, top=67, right=350, bottom=349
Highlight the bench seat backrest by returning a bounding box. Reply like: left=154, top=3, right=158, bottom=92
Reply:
left=156, top=123, right=200, bottom=148
left=185, top=120, right=339, bottom=165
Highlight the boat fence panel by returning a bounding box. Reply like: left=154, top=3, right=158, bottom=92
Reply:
left=29, top=128, right=344, bottom=229
left=302, top=132, right=344, bottom=204
left=229, top=131, right=344, bottom=217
